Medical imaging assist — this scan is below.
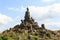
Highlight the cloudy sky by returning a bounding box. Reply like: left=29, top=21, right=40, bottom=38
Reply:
left=0, top=0, right=60, bottom=32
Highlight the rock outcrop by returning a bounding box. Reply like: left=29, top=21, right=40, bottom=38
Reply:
left=1, top=8, right=60, bottom=40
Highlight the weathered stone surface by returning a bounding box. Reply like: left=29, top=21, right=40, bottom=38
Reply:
left=20, top=8, right=44, bottom=30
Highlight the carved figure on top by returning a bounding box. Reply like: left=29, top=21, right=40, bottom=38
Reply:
left=24, top=8, right=30, bottom=21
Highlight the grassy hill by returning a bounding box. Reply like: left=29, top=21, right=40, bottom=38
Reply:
left=0, top=27, right=60, bottom=40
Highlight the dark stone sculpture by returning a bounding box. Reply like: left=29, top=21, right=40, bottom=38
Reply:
left=20, top=8, right=46, bottom=30
left=24, top=8, right=30, bottom=21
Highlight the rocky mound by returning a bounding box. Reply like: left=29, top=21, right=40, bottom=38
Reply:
left=0, top=8, right=60, bottom=40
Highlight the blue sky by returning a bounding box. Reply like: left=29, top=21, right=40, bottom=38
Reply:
left=0, top=0, right=60, bottom=32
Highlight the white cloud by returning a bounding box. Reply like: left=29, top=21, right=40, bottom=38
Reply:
left=41, top=0, right=55, bottom=2
left=28, top=3, right=60, bottom=20
left=0, top=14, right=13, bottom=24
left=44, top=22, right=60, bottom=30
